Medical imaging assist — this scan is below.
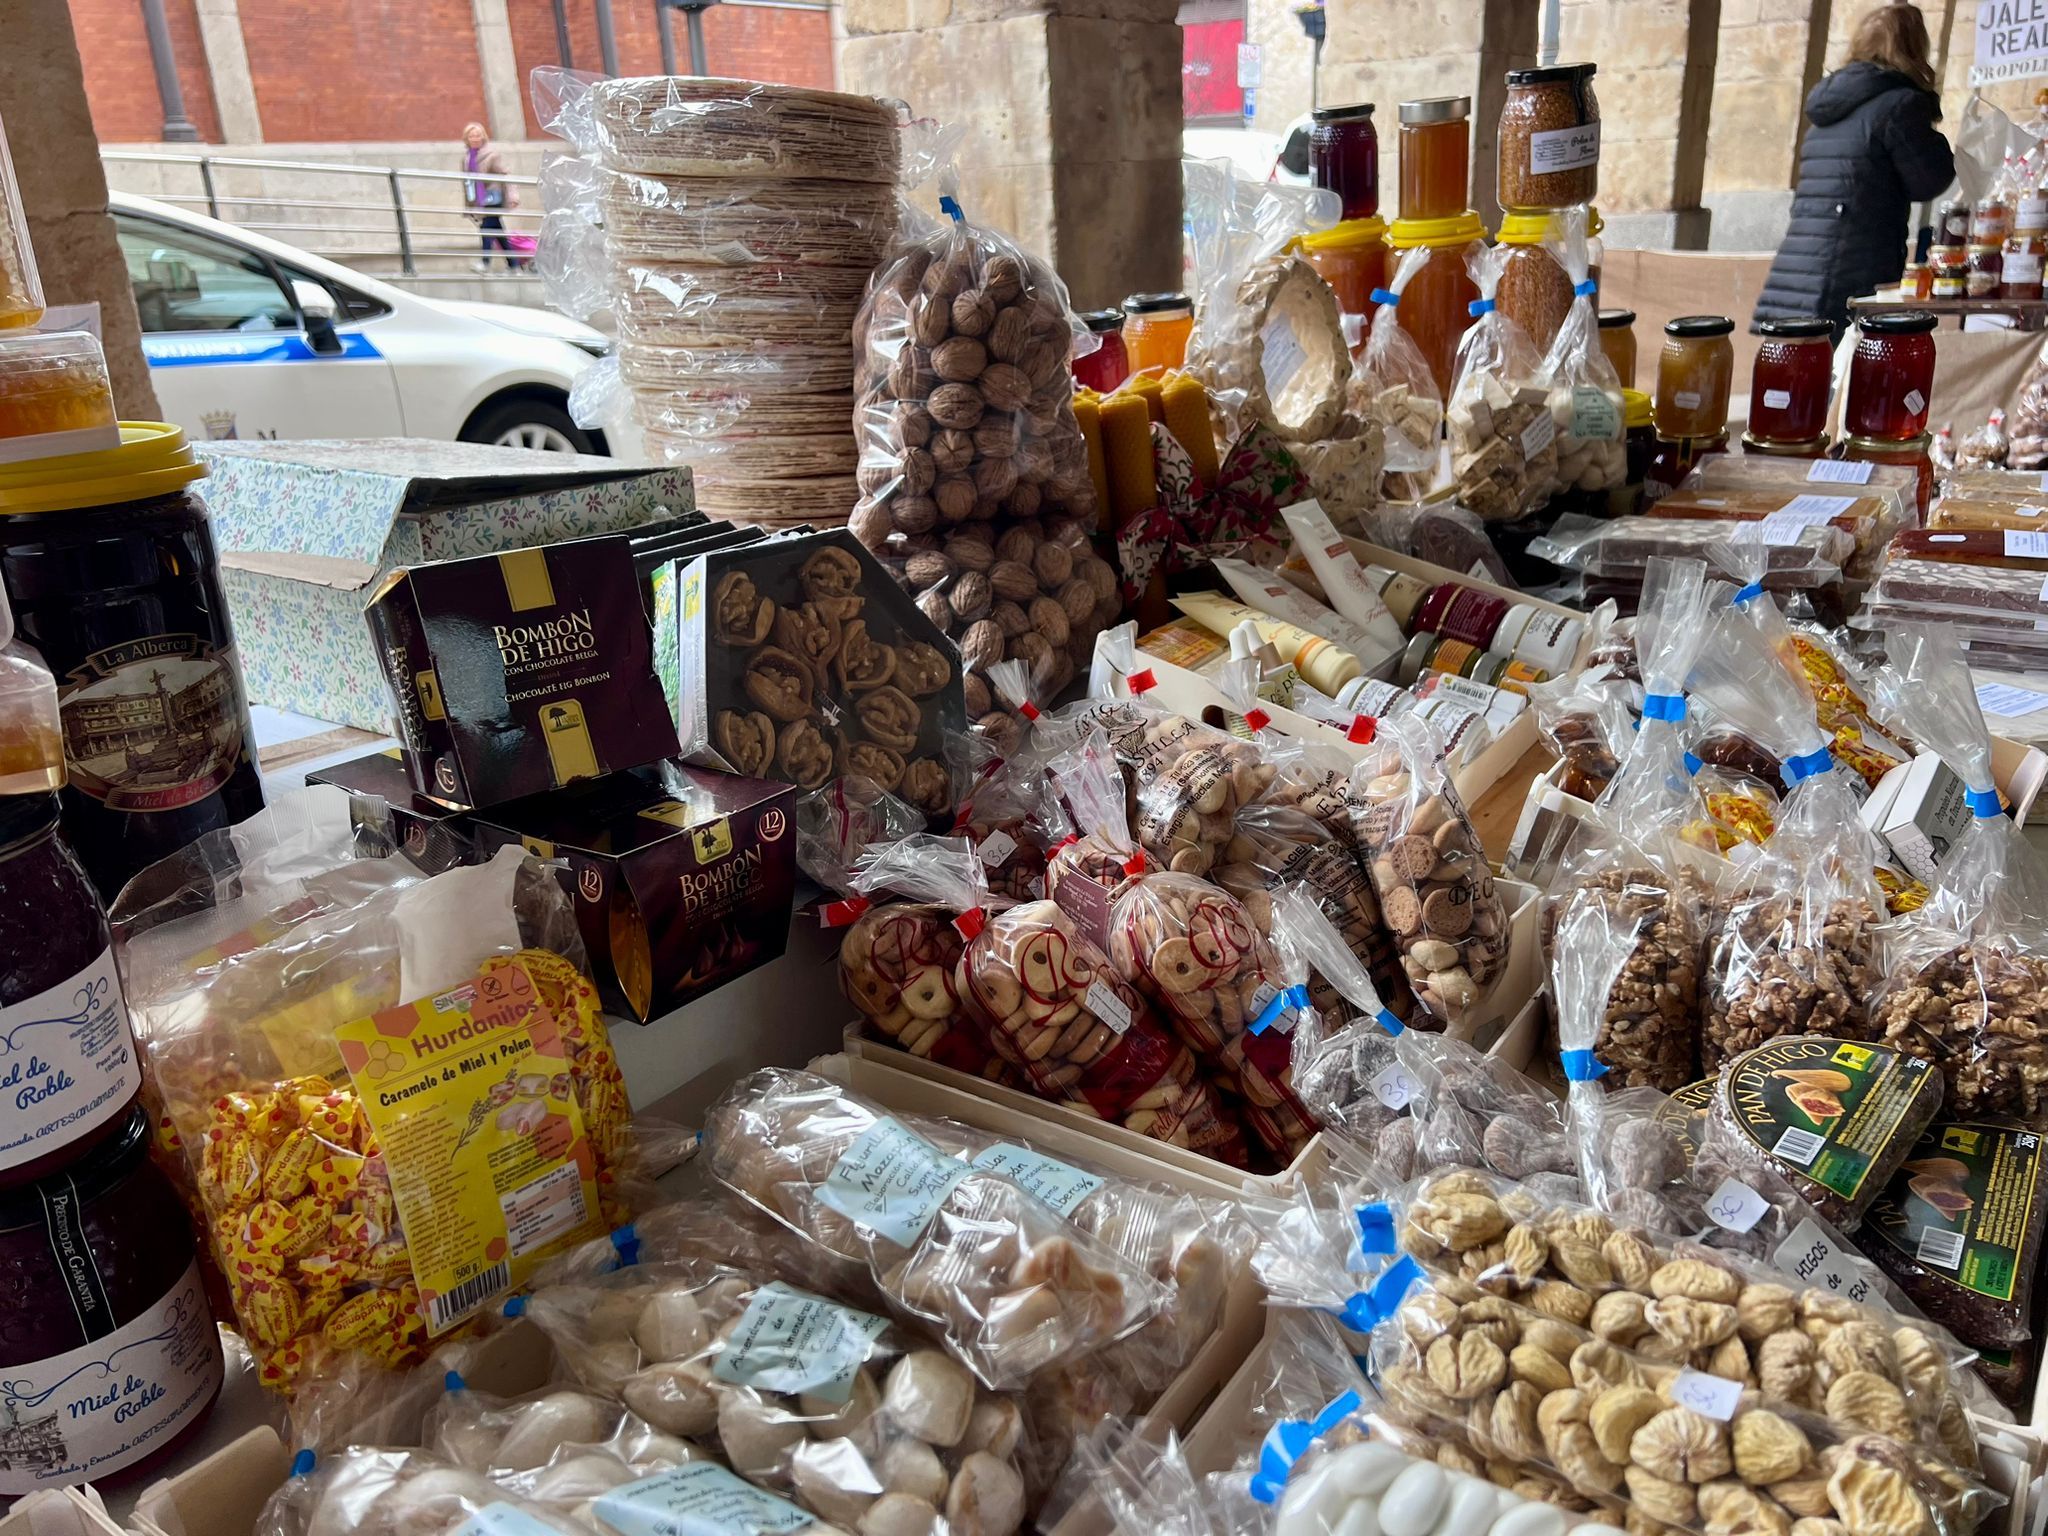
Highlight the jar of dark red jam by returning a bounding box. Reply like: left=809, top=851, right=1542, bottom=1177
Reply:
left=1073, top=309, right=1129, bottom=393
left=0, top=1107, right=221, bottom=1494
left=1748, top=317, right=1833, bottom=444
left=1311, top=102, right=1380, bottom=222
left=0, top=792, right=141, bottom=1187
left=1845, top=310, right=1938, bottom=440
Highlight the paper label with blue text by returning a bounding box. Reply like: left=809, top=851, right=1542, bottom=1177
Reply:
left=595, top=1465, right=814, bottom=1536
left=818, top=1117, right=971, bottom=1246
left=454, top=1505, right=566, bottom=1536
left=970, top=1143, right=1106, bottom=1217
left=711, top=1283, right=888, bottom=1403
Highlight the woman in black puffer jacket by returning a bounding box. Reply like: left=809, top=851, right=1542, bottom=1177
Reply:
left=1754, top=2, right=1953, bottom=335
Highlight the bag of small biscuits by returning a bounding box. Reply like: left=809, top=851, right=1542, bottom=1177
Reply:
left=856, top=834, right=1254, bottom=1166
left=1873, top=624, right=2048, bottom=1123
left=1345, top=712, right=1507, bottom=1030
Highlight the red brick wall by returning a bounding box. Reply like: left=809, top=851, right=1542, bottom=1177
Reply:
left=71, top=0, right=831, bottom=147
left=73, top=0, right=222, bottom=143
left=238, top=0, right=488, bottom=142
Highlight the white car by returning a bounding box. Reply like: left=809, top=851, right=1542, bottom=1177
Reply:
left=111, top=192, right=611, bottom=452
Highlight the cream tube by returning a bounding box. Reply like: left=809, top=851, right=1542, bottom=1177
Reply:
left=1279, top=499, right=1408, bottom=665
left=1172, top=590, right=1364, bottom=697
left=1213, top=558, right=1397, bottom=680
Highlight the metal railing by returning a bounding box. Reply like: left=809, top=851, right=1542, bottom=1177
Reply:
left=101, top=149, right=544, bottom=279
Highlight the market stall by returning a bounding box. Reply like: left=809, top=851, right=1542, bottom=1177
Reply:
left=9, top=58, right=2048, bottom=1536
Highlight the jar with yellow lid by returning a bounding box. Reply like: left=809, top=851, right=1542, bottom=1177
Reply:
left=0, top=424, right=264, bottom=897
left=0, top=332, right=119, bottom=465
left=1298, top=217, right=1388, bottom=348
left=0, top=119, right=42, bottom=332
left=1387, top=211, right=1484, bottom=396
left=1599, top=307, right=1636, bottom=389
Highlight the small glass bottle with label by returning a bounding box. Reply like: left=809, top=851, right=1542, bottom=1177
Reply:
left=2002, top=231, right=2044, bottom=301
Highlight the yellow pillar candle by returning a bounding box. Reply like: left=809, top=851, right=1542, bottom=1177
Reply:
left=1160, top=371, right=1220, bottom=484
left=1099, top=392, right=1157, bottom=529
left=1072, top=390, right=1110, bottom=533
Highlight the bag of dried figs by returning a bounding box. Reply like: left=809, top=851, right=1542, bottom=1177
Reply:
left=1873, top=624, right=2048, bottom=1122
left=1357, top=245, right=1445, bottom=496
left=1543, top=556, right=1718, bottom=1091
left=1345, top=712, right=1508, bottom=1030
left=1540, top=207, right=1625, bottom=501
left=1685, top=599, right=1887, bottom=1072
left=855, top=833, right=1253, bottom=1166
left=1444, top=243, right=1562, bottom=522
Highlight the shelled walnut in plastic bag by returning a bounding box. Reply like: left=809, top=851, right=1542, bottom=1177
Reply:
left=1542, top=558, right=1717, bottom=1092
left=702, top=1067, right=1167, bottom=1389
left=1446, top=244, right=1561, bottom=521
left=1873, top=625, right=2048, bottom=1122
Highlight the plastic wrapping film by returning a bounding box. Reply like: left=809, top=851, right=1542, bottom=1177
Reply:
left=1542, top=558, right=1718, bottom=1092
left=1686, top=595, right=1886, bottom=1076
left=1446, top=243, right=1560, bottom=522
left=1345, top=712, right=1509, bottom=1030
left=1540, top=208, right=1625, bottom=496
left=112, top=804, right=637, bottom=1408
left=1530, top=512, right=1852, bottom=588
left=701, top=1067, right=1169, bottom=1390
left=1358, top=244, right=1446, bottom=491
left=423, top=1375, right=705, bottom=1501
left=1649, top=487, right=1901, bottom=582
left=256, top=1448, right=587, bottom=1536
left=500, top=1255, right=1037, bottom=1536
left=1873, top=624, right=2048, bottom=1121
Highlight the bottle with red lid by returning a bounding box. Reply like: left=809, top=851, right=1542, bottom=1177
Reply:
left=1844, top=310, right=1937, bottom=441
left=1746, top=317, right=1833, bottom=449
left=1073, top=309, right=1129, bottom=393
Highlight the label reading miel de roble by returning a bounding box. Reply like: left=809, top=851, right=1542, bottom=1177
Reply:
left=0, top=945, right=140, bottom=1173
left=336, top=958, right=605, bottom=1336
left=1529, top=120, right=1600, bottom=174
left=1866, top=1121, right=2041, bottom=1300
left=970, top=1143, right=1106, bottom=1217
left=711, top=1282, right=889, bottom=1403
left=595, top=1464, right=814, bottom=1536
left=1723, top=1038, right=1932, bottom=1201
left=818, top=1117, right=971, bottom=1247
left=0, top=1259, right=222, bottom=1496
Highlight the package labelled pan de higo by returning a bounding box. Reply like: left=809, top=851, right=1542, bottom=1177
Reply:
left=110, top=790, right=646, bottom=1414
left=850, top=833, right=1254, bottom=1166
left=1044, top=727, right=1323, bottom=1164
left=531, top=67, right=902, bottom=528
left=1307, top=1168, right=2006, bottom=1536
left=1540, top=556, right=1720, bottom=1093
left=673, top=530, right=968, bottom=816
left=1182, top=161, right=1385, bottom=526
left=846, top=159, right=1121, bottom=709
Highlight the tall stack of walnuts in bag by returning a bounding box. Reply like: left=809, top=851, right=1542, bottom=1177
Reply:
left=850, top=204, right=1121, bottom=710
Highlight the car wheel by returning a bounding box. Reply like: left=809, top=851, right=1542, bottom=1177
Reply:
left=461, top=397, right=596, bottom=455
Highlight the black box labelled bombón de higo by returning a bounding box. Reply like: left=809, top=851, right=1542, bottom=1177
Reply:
left=367, top=536, right=680, bottom=810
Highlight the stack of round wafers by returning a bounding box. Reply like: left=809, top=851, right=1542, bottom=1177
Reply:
left=587, top=78, right=900, bottom=527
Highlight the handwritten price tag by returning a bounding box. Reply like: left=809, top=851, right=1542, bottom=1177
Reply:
left=1084, top=981, right=1134, bottom=1036
left=1773, top=1217, right=1874, bottom=1303
left=1670, top=1369, right=1744, bottom=1422
left=976, top=829, right=1018, bottom=867
left=1705, top=1179, right=1770, bottom=1234
left=1370, top=1061, right=1418, bottom=1110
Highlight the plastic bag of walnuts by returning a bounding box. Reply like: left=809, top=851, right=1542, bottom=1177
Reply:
left=849, top=194, right=1119, bottom=689
left=503, top=1255, right=1038, bottom=1536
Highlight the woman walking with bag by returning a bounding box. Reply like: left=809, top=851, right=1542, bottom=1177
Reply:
left=461, top=123, right=526, bottom=271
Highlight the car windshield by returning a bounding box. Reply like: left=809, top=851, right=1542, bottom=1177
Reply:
left=116, top=216, right=295, bottom=333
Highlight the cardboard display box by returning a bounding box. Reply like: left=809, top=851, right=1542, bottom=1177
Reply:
left=304, top=747, right=476, bottom=873
left=470, top=762, right=797, bottom=1022
left=199, top=439, right=697, bottom=729
left=368, top=535, right=679, bottom=810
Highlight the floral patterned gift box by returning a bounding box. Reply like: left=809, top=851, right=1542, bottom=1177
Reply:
left=196, top=438, right=698, bottom=729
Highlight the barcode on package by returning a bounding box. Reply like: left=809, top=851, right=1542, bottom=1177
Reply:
left=1774, top=1125, right=1826, bottom=1166
left=430, top=1260, right=510, bottom=1333
left=1916, top=1226, right=1965, bottom=1270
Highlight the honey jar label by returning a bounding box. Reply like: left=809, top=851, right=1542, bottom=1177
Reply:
left=0, top=945, right=141, bottom=1173
left=969, top=1142, right=1106, bottom=1218
left=710, top=1282, right=888, bottom=1403
left=596, top=1463, right=815, bottom=1536
left=335, top=957, right=605, bottom=1336
left=0, top=1259, right=222, bottom=1495
left=53, top=635, right=254, bottom=814
left=1529, top=121, right=1601, bottom=174
left=818, top=1116, right=970, bottom=1247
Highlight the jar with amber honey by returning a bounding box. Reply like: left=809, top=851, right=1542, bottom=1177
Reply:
left=1654, top=315, right=1734, bottom=440
left=1121, top=293, right=1194, bottom=375
left=0, top=120, right=40, bottom=332
left=0, top=333, right=119, bottom=464
left=1398, top=96, right=1470, bottom=222
left=1598, top=308, right=1636, bottom=389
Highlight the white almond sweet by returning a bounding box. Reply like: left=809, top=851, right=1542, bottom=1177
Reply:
left=945, top=1451, right=1026, bottom=1536
left=860, top=1493, right=940, bottom=1536
left=492, top=1391, right=612, bottom=1472
left=621, top=1362, right=720, bottom=1438
left=635, top=1285, right=711, bottom=1363
left=878, top=1438, right=949, bottom=1504
left=883, top=1351, right=975, bottom=1447
left=720, top=1391, right=808, bottom=1476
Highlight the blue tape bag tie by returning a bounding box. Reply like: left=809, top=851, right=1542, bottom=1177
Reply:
left=1356, top=1201, right=1398, bottom=1256
left=1968, top=787, right=2003, bottom=818
left=1641, top=693, right=1686, bottom=723
left=1573, top=279, right=1597, bottom=297
left=1334, top=1253, right=1425, bottom=1333
left=1784, top=747, right=1834, bottom=784
left=1732, top=581, right=1764, bottom=606
left=1370, top=287, right=1398, bottom=306
left=1561, top=1049, right=1608, bottom=1082
left=1251, top=984, right=1313, bottom=1036
left=1469, top=298, right=1497, bottom=317
left=1249, top=1389, right=1366, bottom=1503
left=1376, top=1006, right=1405, bottom=1037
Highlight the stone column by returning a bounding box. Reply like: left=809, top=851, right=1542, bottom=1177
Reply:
left=194, top=0, right=263, bottom=143
left=1316, top=0, right=1538, bottom=221
left=471, top=0, right=528, bottom=142
left=837, top=0, right=1184, bottom=310
left=1554, top=0, right=1719, bottom=248
left=1702, top=0, right=1829, bottom=249
left=0, top=0, right=161, bottom=419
